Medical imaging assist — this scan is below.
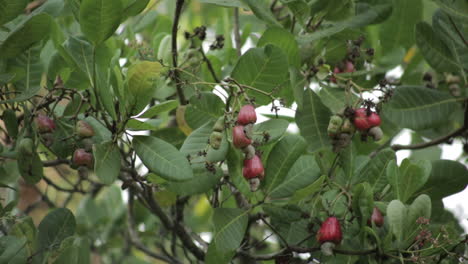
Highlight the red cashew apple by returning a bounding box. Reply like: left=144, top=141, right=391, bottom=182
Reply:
left=368, top=207, right=384, bottom=227
left=237, top=105, right=257, bottom=125
left=367, top=112, right=381, bottom=127
left=242, top=155, right=264, bottom=180
left=73, top=148, right=94, bottom=168
left=233, top=126, right=252, bottom=148
left=35, top=114, right=56, bottom=133
left=344, top=60, right=355, bottom=73
left=317, top=217, right=342, bottom=245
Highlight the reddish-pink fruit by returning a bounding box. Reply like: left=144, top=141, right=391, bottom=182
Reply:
left=367, top=112, right=381, bottom=127
left=243, top=155, right=264, bottom=180
left=76, top=120, right=94, bottom=138
left=232, top=126, right=252, bottom=148
left=354, top=108, right=368, bottom=118
left=317, top=217, right=342, bottom=245
left=330, top=67, right=341, bottom=83
left=353, top=108, right=371, bottom=131
left=344, top=61, right=355, bottom=73
left=354, top=117, right=371, bottom=131
left=237, top=105, right=257, bottom=125
left=368, top=207, right=384, bottom=227
left=35, top=114, right=56, bottom=133
left=73, top=149, right=93, bottom=168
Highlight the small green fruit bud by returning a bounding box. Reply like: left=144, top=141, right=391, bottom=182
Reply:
left=212, top=117, right=225, bottom=132
left=210, top=131, right=223, bottom=149
left=18, top=138, right=34, bottom=155
left=76, top=120, right=94, bottom=138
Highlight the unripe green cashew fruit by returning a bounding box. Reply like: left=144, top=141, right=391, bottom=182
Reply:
left=18, top=138, right=34, bottom=156
left=340, top=119, right=355, bottom=134
left=327, top=115, right=343, bottom=137
left=212, top=117, right=225, bottom=132
left=210, top=131, right=223, bottom=150
left=76, top=120, right=94, bottom=138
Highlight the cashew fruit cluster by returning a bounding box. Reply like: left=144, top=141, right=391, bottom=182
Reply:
left=232, top=104, right=264, bottom=192
left=327, top=107, right=383, bottom=152
left=35, top=114, right=56, bottom=147
left=317, top=209, right=384, bottom=255
left=72, top=120, right=95, bottom=169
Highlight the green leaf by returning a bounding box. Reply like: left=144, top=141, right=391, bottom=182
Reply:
left=79, top=0, right=123, bottom=44
left=295, top=89, right=331, bottom=152
left=213, top=208, right=249, bottom=253
left=269, top=155, right=321, bottom=199
left=199, top=0, right=246, bottom=8
left=185, top=92, right=225, bottom=130
left=415, top=22, right=459, bottom=72
left=123, top=0, right=150, bottom=17
left=0, top=0, right=28, bottom=26
left=239, top=0, right=281, bottom=26
left=231, top=45, right=289, bottom=105
left=387, top=159, right=431, bottom=203
left=0, top=236, right=28, bottom=264
left=319, top=85, right=358, bottom=113
left=258, top=27, right=300, bottom=67
left=227, top=147, right=251, bottom=198
left=433, top=0, right=468, bottom=21
left=62, top=36, right=94, bottom=85
left=133, top=136, right=193, bottom=181
left=352, top=183, right=374, bottom=227
left=167, top=164, right=223, bottom=196
left=297, top=4, right=391, bottom=43
left=264, top=134, right=307, bottom=194
left=52, top=237, right=91, bottom=264
left=10, top=217, right=36, bottom=256
left=38, top=208, right=76, bottom=251
left=127, top=60, right=165, bottom=114
left=17, top=151, right=43, bottom=184
left=252, top=119, right=289, bottom=145
left=383, top=86, right=461, bottom=130
left=359, top=148, right=396, bottom=193
left=386, top=199, right=407, bottom=244
left=289, top=175, right=326, bottom=203
left=138, top=100, right=178, bottom=118
left=1, top=47, right=44, bottom=104
left=126, top=119, right=162, bottom=131
left=407, top=194, right=431, bottom=229
left=432, top=9, right=468, bottom=73
left=205, top=242, right=235, bottom=264
left=339, top=144, right=370, bottom=185
left=378, top=0, right=422, bottom=52
left=0, top=13, right=52, bottom=59
left=93, top=141, right=121, bottom=185
left=180, top=121, right=215, bottom=160
left=417, top=160, right=468, bottom=200
left=2, top=109, right=18, bottom=138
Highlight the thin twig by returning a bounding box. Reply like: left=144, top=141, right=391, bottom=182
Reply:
left=391, top=99, right=468, bottom=151
left=172, top=0, right=187, bottom=105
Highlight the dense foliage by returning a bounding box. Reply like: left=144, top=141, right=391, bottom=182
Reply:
left=1, top=0, right=468, bottom=263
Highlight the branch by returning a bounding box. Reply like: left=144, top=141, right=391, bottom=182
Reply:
left=240, top=246, right=378, bottom=260
left=171, top=0, right=187, bottom=105
left=138, top=186, right=206, bottom=260
left=391, top=99, right=468, bottom=151
left=41, top=175, right=86, bottom=194
left=127, top=191, right=181, bottom=264
left=43, top=159, right=70, bottom=167
left=233, top=8, right=242, bottom=57
left=199, top=48, right=220, bottom=83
